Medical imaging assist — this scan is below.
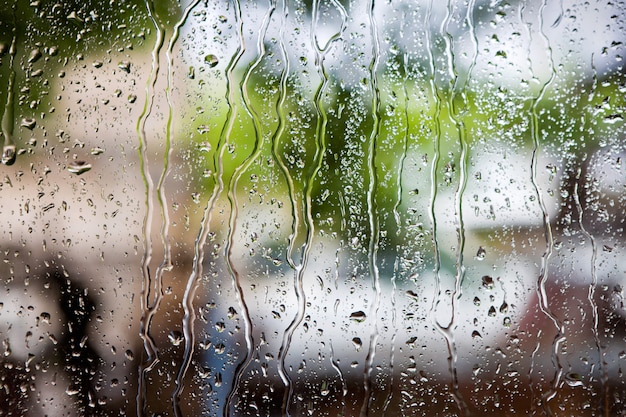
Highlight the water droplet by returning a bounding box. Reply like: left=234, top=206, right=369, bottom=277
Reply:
left=2, top=145, right=16, bottom=165
left=472, top=330, right=482, bottom=339
left=125, top=350, right=134, bottom=360
left=564, top=373, right=584, bottom=387
left=419, top=370, right=429, bottom=382
left=40, top=312, right=51, bottom=324
left=168, top=330, right=184, bottom=346
left=352, top=337, right=362, bottom=351
left=67, top=161, right=92, bottom=175
left=90, top=147, right=104, bottom=155
left=204, top=54, right=219, bottom=68
left=118, top=61, right=131, bottom=73
left=482, top=275, right=494, bottom=290
left=475, top=246, right=486, bottom=260
left=28, top=48, right=42, bottom=63
left=21, top=118, right=36, bottom=130
left=349, top=311, right=366, bottom=322
left=67, top=11, right=84, bottom=24
left=65, top=385, right=80, bottom=396
left=405, top=290, right=419, bottom=301
left=320, top=380, right=330, bottom=396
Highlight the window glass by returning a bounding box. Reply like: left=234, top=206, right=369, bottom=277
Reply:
left=1, top=0, right=625, bottom=416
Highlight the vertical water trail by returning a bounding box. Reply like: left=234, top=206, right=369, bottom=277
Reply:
left=360, top=1, right=382, bottom=416
left=1, top=9, right=16, bottom=166
left=275, top=1, right=348, bottom=416
left=221, top=1, right=277, bottom=415
left=425, top=0, right=469, bottom=414
left=271, top=0, right=301, bottom=273
left=425, top=0, right=445, bottom=384
left=276, top=0, right=347, bottom=415
left=573, top=173, right=606, bottom=416
left=578, top=54, right=608, bottom=416
left=150, top=1, right=205, bottom=414
left=526, top=1, right=563, bottom=414
left=329, top=342, right=348, bottom=417
left=442, top=0, right=479, bottom=413
left=575, top=54, right=610, bottom=417
left=136, top=2, right=164, bottom=414
left=172, top=1, right=247, bottom=415
left=383, top=51, right=410, bottom=416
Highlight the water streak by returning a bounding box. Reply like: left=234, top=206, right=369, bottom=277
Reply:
left=360, top=1, right=382, bottom=415
left=151, top=1, right=205, bottom=415
left=1, top=10, right=16, bottom=166
left=576, top=54, right=608, bottom=415
left=329, top=342, right=347, bottom=416
left=136, top=2, right=165, bottom=414
left=173, top=1, right=247, bottom=416
left=526, top=1, right=564, bottom=413
left=222, top=1, right=277, bottom=415
left=383, top=51, right=410, bottom=416
left=272, top=0, right=301, bottom=273
left=276, top=1, right=347, bottom=416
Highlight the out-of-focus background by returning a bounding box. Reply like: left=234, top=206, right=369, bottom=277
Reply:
left=0, top=0, right=625, bottom=416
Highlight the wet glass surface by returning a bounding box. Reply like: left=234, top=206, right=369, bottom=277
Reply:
left=0, top=0, right=625, bottom=416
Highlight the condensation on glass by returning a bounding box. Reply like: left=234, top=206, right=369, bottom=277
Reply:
left=0, top=0, right=624, bottom=416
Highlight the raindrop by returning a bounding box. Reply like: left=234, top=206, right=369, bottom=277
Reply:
left=482, top=275, right=494, bottom=290
left=352, top=337, right=362, bottom=351
left=2, top=145, right=16, bottom=165
left=27, top=48, right=42, bottom=63
left=118, top=61, right=131, bottom=73
left=168, top=330, right=184, bottom=346
left=320, top=381, right=330, bottom=396
left=40, top=312, right=51, bottom=324
left=21, top=118, right=36, bottom=130
left=204, top=54, right=219, bottom=67
left=405, top=290, right=419, bottom=301
left=475, top=246, right=486, bottom=260
left=67, top=161, right=92, bottom=175
left=564, top=373, right=584, bottom=387
left=349, top=311, right=366, bottom=322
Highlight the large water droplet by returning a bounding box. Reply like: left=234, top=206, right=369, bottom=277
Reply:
left=349, top=311, right=366, bottom=322
left=67, top=161, right=92, bottom=175
left=2, top=145, right=16, bottom=165
left=204, top=54, right=219, bottom=67
left=21, top=118, right=36, bottom=130
left=168, top=330, right=184, bottom=346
